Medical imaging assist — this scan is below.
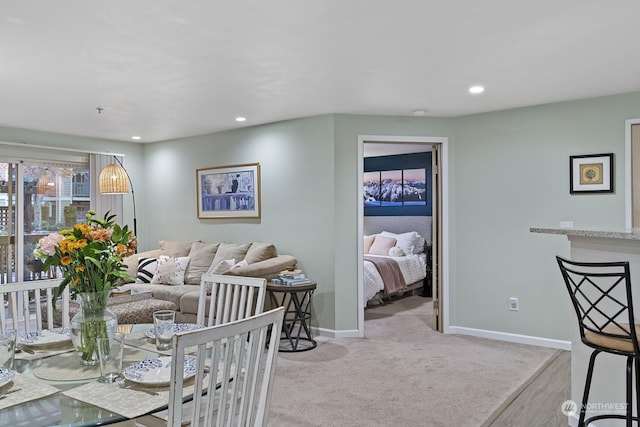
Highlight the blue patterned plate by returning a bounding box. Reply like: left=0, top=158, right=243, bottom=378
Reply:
left=123, top=355, right=197, bottom=385
left=144, top=323, right=203, bottom=339
left=19, top=328, right=71, bottom=347
left=0, top=367, right=14, bottom=388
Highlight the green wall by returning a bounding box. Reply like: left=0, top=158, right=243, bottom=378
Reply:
left=453, top=92, right=640, bottom=340
left=3, top=91, right=640, bottom=342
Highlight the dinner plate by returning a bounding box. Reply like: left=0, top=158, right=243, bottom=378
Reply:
left=0, top=368, right=14, bottom=388
left=123, top=355, right=197, bottom=385
left=19, top=328, right=71, bottom=347
left=144, top=323, right=203, bottom=339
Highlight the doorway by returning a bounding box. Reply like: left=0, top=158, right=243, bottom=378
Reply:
left=357, top=135, right=449, bottom=337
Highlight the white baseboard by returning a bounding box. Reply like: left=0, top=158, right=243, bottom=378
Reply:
left=449, top=326, right=572, bottom=350
left=312, top=327, right=360, bottom=339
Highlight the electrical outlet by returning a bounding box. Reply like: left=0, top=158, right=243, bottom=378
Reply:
left=560, top=221, right=574, bottom=229
left=509, top=297, right=519, bottom=311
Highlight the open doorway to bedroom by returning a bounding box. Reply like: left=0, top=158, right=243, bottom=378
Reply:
left=357, top=135, right=448, bottom=337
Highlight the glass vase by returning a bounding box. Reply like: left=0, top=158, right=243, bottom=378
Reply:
left=70, top=290, right=117, bottom=366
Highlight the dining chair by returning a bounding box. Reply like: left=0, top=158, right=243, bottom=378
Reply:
left=0, top=279, right=70, bottom=336
left=557, top=256, right=640, bottom=426
left=196, top=274, right=267, bottom=327
left=168, top=306, right=285, bottom=427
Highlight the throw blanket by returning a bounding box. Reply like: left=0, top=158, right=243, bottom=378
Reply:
left=363, top=255, right=407, bottom=294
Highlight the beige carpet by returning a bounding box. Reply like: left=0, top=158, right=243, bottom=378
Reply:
left=267, top=295, right=558, bottom=427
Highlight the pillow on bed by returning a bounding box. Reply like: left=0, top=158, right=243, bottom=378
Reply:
left=364, top=235, right=376, bottom=254
left=369, top=235, right=396, bottom=256
left=381, top=231, right=418, bottom=256
left=388, top=246, right=405, bottom=257
left=413, top=233, right=426, bottom=254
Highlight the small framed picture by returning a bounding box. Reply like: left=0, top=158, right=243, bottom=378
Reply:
left=569, top=153, right=614, bottom=194
left=196, top=163, right=261, bottom=218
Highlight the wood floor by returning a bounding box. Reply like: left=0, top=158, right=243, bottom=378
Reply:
left=484, top=349, right=571, bottom=427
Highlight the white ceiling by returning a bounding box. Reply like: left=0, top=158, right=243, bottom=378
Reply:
left=2, top=1, right=640, bottom=143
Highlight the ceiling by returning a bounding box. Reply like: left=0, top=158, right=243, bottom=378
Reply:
left=3, top=1, right=640, bottom=143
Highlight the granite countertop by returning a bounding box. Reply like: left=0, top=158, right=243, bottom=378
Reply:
left=530, top=227, right=640, bottom=240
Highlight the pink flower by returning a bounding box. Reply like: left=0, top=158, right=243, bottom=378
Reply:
left=38, top=233, right=64, bottom=256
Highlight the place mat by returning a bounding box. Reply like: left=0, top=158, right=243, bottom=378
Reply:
left=0, top=372, right=59, bottom=410
left=124, top=329, right=172, bottom=356
left=62, top=373, right=207, bottom=419
left=32, top=347, right=149, bottom=381
left=14, top=343, right=75, bottom=361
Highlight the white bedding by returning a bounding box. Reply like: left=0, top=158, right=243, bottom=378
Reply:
left=363, top=253, right=427, bottom=305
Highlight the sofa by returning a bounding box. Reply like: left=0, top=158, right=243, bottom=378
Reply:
left=121, top=240, right=297, bottom=323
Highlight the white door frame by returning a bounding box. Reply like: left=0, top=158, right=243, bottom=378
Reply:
left=357, top=135, right=450, bottom=336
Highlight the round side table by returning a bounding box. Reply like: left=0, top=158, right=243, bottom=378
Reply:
left=267, top=281, right=317, bottom=352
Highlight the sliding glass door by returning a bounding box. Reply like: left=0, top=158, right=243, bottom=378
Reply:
left=0, top=161, right=90, bottom=284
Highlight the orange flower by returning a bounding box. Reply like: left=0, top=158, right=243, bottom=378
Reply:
left=75, top=265, right=85, bottom=272
left=61, top=256, right=72, bottom=266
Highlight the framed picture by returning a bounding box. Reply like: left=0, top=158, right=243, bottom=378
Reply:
left=196, top=162, right=261, bottom=218
left=569, top=153, right=614, bottom=194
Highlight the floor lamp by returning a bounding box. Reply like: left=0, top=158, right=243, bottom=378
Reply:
left=98, top=156, right=137, bottom=240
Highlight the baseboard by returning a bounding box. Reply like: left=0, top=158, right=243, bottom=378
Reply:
left=312, top=327, right=360, bottom=339
left=449, top=326, right=572, bottom=350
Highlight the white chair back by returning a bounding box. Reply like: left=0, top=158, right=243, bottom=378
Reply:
left=0, top=279, right=70, bottom=336
left=168, top=307, right=285, bottom=427
left=197, top=274, right=266, bottom=327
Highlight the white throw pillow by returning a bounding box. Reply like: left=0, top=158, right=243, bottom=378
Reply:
left=151, top=255, right=190, bottom=285
left=231, top=259, right=248, bottom=269
left=206, top=258, right=236, bottom=275
left=381, top=231, right=418, bottom=256
left=388, top=246, right=405, bottom=257
left=136, top=257, right=158, bottom=283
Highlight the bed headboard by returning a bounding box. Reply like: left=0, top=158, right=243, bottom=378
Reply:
left=363, top=216, right=432, bottom=243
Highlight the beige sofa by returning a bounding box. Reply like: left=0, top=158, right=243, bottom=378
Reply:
left=121, top=240, right=297, bottom=323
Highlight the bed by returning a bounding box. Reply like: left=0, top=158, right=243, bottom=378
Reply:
left=363, top=216, right=432, bottom=306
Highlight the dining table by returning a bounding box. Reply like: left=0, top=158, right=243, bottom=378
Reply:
left=0, top=322, right=204, bottom=427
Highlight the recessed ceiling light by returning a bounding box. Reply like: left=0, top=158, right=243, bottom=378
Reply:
left=469, top=85, right=485, bottom=95
left=131, top=136, right=141, bottom=140
left=235, top=117, right=247, bottom=122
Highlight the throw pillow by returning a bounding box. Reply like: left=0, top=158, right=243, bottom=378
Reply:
left=206, top=258, right=236, bottom=275
left=381, top=231, right=418, bottom=256
left=231, top=259, right=248, bottom=269
left=244, top=242, right=277, bottom=264
left=184, top=242, right=220, bottom=285
left=388, top=246, right=405, bottom=257
left=159, top=240, right=194, bottom=257
left=368, top=235, right=396, bottom=256
left=364, top=235, right=376, bottom=254
left=137, top=257, right=158, bottom=283
left=211, top=243, right=252, bottom=266
left=151, top=255, right=190, bottom=285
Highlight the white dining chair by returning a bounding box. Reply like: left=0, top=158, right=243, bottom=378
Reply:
left=0, top=279, right=70, bottom=336
left=196, top=274, right=267, bottom=327
left=167, top=307, right=285, bottom=427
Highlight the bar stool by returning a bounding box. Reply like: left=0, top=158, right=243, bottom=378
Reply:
left=557, top=256, right=640, bottom=426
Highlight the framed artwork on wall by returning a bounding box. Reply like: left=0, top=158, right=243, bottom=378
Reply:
left=569, top=153, right=614, bottom=194
left=196, top=162, right=261, bottom=218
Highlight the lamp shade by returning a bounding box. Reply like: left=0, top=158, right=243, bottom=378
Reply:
left=99, top=163, right=130, bottom=194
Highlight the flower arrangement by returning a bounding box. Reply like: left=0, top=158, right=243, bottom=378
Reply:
left=34, top=210, right=136, bottom=364
left=35, top=210, right=137, bottom=299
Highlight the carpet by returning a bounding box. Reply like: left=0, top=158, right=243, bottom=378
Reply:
left=267, top=295, right=558, bottom=427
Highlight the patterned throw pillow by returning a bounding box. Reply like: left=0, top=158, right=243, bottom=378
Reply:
left=150, top=255, right=190, bottom=285
left=137, top=258, right=158, bottom=283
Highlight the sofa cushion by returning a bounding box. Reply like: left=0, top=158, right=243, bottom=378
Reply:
left=159, top=240, right=193, bottom=257
left=211, top=243, right=251, bottom=265
left=244, top=242, right=277, bottom=264
left=184, top=242, right=220, bottom=285
left=150, top=255, right=190, bottom=285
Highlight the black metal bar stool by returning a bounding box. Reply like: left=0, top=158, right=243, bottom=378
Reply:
left=557, top=256, right=640, bottom=426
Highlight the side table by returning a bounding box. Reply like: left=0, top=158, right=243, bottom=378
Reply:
left=267, top=281, right=317, bottom=352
